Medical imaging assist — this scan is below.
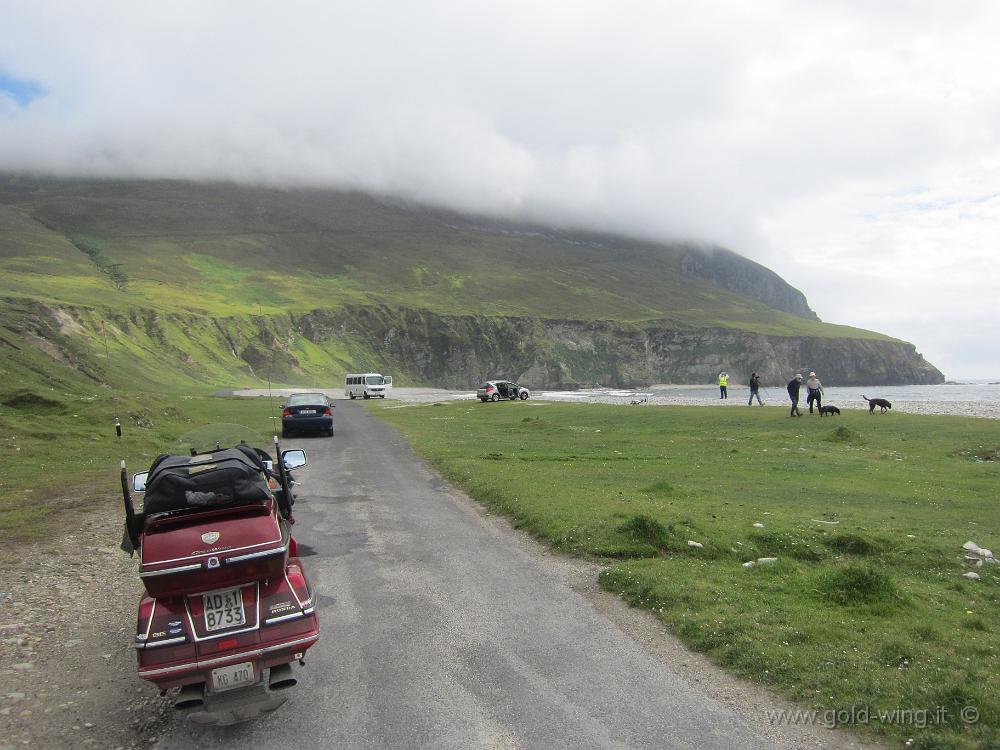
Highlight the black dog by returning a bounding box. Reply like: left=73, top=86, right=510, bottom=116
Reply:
left=861, top=395, right=892, bottom=414
left=819, top=405, right=841, bottom=416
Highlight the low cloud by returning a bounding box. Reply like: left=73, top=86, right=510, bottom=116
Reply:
left=2, top=1, right=998, bottom=376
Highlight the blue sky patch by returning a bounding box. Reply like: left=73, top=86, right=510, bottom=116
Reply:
left=0, top=71, right=44, bottom=106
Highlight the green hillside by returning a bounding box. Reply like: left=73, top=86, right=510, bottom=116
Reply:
left=0, top=177, right=880, bottom=338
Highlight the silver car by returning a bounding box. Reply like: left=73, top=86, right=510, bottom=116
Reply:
left=476, top=381, right=530, bottom=402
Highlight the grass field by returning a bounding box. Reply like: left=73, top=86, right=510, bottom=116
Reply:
left=373, top=400, right=1000, bottom=750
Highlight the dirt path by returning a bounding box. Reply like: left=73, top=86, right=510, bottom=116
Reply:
left=0, top=498, right=170, bottom=749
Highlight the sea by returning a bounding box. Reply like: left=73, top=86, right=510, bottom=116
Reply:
left=533, top=381, right=1000, bottom=419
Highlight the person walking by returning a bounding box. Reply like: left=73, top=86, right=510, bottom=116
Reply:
left=787, top=374, right=803, bottom=417
left=748, top=372, right=763, bottom=406
left=719, top=371, right=728, bottom=399
left=805, top=371, right=824, bottom=414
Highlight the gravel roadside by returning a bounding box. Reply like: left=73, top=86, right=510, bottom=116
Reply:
left=0, top=498, right=170, bottom=750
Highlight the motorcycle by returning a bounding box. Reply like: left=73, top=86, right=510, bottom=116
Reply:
left=118, top=424, right=320, bottom=725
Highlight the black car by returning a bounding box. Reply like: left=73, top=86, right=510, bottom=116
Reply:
left=281, top=393, right=334, bottom=437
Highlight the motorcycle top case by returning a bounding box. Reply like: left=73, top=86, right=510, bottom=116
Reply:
left=142, top=445, right=271, bottom=515
left=139, top=497, right=290, bottom=598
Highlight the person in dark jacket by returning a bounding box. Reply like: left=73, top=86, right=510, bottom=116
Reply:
left=748, top=372, right=763, bottom=406
left=787, top=374, right=803, bottom=417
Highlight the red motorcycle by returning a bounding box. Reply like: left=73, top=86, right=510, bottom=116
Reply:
left=119, top=426, right=320, bottom=725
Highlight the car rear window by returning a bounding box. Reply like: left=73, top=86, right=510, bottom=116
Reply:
left=288, top=393, right=326, bottom=405
left=478, top=383, right=493, bottom=389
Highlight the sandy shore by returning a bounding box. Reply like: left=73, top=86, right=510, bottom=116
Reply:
left=230, top=386, right=1000, bottom=419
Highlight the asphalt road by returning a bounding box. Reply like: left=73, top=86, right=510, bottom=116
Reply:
left=157, top=401, right=783, bottom=750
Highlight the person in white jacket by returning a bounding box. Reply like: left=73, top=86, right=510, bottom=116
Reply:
left=805, top=372, right=824, bottom=414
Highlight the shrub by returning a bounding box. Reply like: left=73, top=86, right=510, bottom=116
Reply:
left=817, top=564, right=901, bottom=608
left=825, top=426, right=862, bottom=444
left=1, top=389, right=67, bottom=414
left=751, top=531, right=826, bottom=562
left=643, top=480, right=675, bottom=496
left=826, top=533, right=875, bottom=555
left=619, top=514, right=670, bottom=549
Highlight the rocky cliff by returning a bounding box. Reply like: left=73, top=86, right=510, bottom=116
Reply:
left=301, top=306, right=942, bottom=387
left=2, top=302, right=942, bottom=396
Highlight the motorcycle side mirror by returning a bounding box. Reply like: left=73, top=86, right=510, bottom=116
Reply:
left=132, top=471, right=149, bottom=493
left=282, top=449, right=307, bottom=470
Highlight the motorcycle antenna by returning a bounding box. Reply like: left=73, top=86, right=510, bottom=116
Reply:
left=258, top=301, right=280, bottom=436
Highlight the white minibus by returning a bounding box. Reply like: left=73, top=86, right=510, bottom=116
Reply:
left=345, top=373, right=393, bottom=399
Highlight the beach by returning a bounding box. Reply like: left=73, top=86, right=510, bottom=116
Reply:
left=232, top=383, right=1000, bottom=419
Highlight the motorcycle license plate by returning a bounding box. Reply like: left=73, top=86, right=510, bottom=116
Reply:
left=203, top=588, right=245, bottom=632
left=211, top=661, right=255, bottom=692
left=298, top=409, right=316, bottom=414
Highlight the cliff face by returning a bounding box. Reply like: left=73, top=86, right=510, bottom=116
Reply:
left=297, top=306, right=943, bottom=388
left=2, top=301, right=942, bottom=395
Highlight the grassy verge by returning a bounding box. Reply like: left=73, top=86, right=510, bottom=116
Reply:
left=372, top=400, right=1000, bottom=750
left=0, top=389, right=280, bottom=540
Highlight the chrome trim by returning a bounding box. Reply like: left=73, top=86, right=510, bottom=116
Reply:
left=284, top=570, right=306, bottom=609
left=264, top=611, right=304, bottom=625
left=225, top=543, right=287, bottom=564
left=142, top=600, right=157, bottom=640
left=261, top=633, right=318, bottom=653
left=138, top=634, right=320, bottom=677
left=140, top=563, right=202, bottom=579
left=135, top=636, right=187, bottom=650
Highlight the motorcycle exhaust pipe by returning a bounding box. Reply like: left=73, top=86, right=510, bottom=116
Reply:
left=174, top=683, right=205, bottom=710
left=268, top=663, right=297, bottom=691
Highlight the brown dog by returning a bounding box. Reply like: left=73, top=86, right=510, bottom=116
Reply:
left=861, top=395, right=892, bottom=414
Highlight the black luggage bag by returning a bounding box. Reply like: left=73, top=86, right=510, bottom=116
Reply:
left=142, top=444, right=271, bottom=515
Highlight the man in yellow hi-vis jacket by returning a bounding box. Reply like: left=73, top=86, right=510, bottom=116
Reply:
left=718, top=371, right=728, bottom=399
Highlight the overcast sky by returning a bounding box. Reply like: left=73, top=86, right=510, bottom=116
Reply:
left=1, top=1, right=998, bottom=377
